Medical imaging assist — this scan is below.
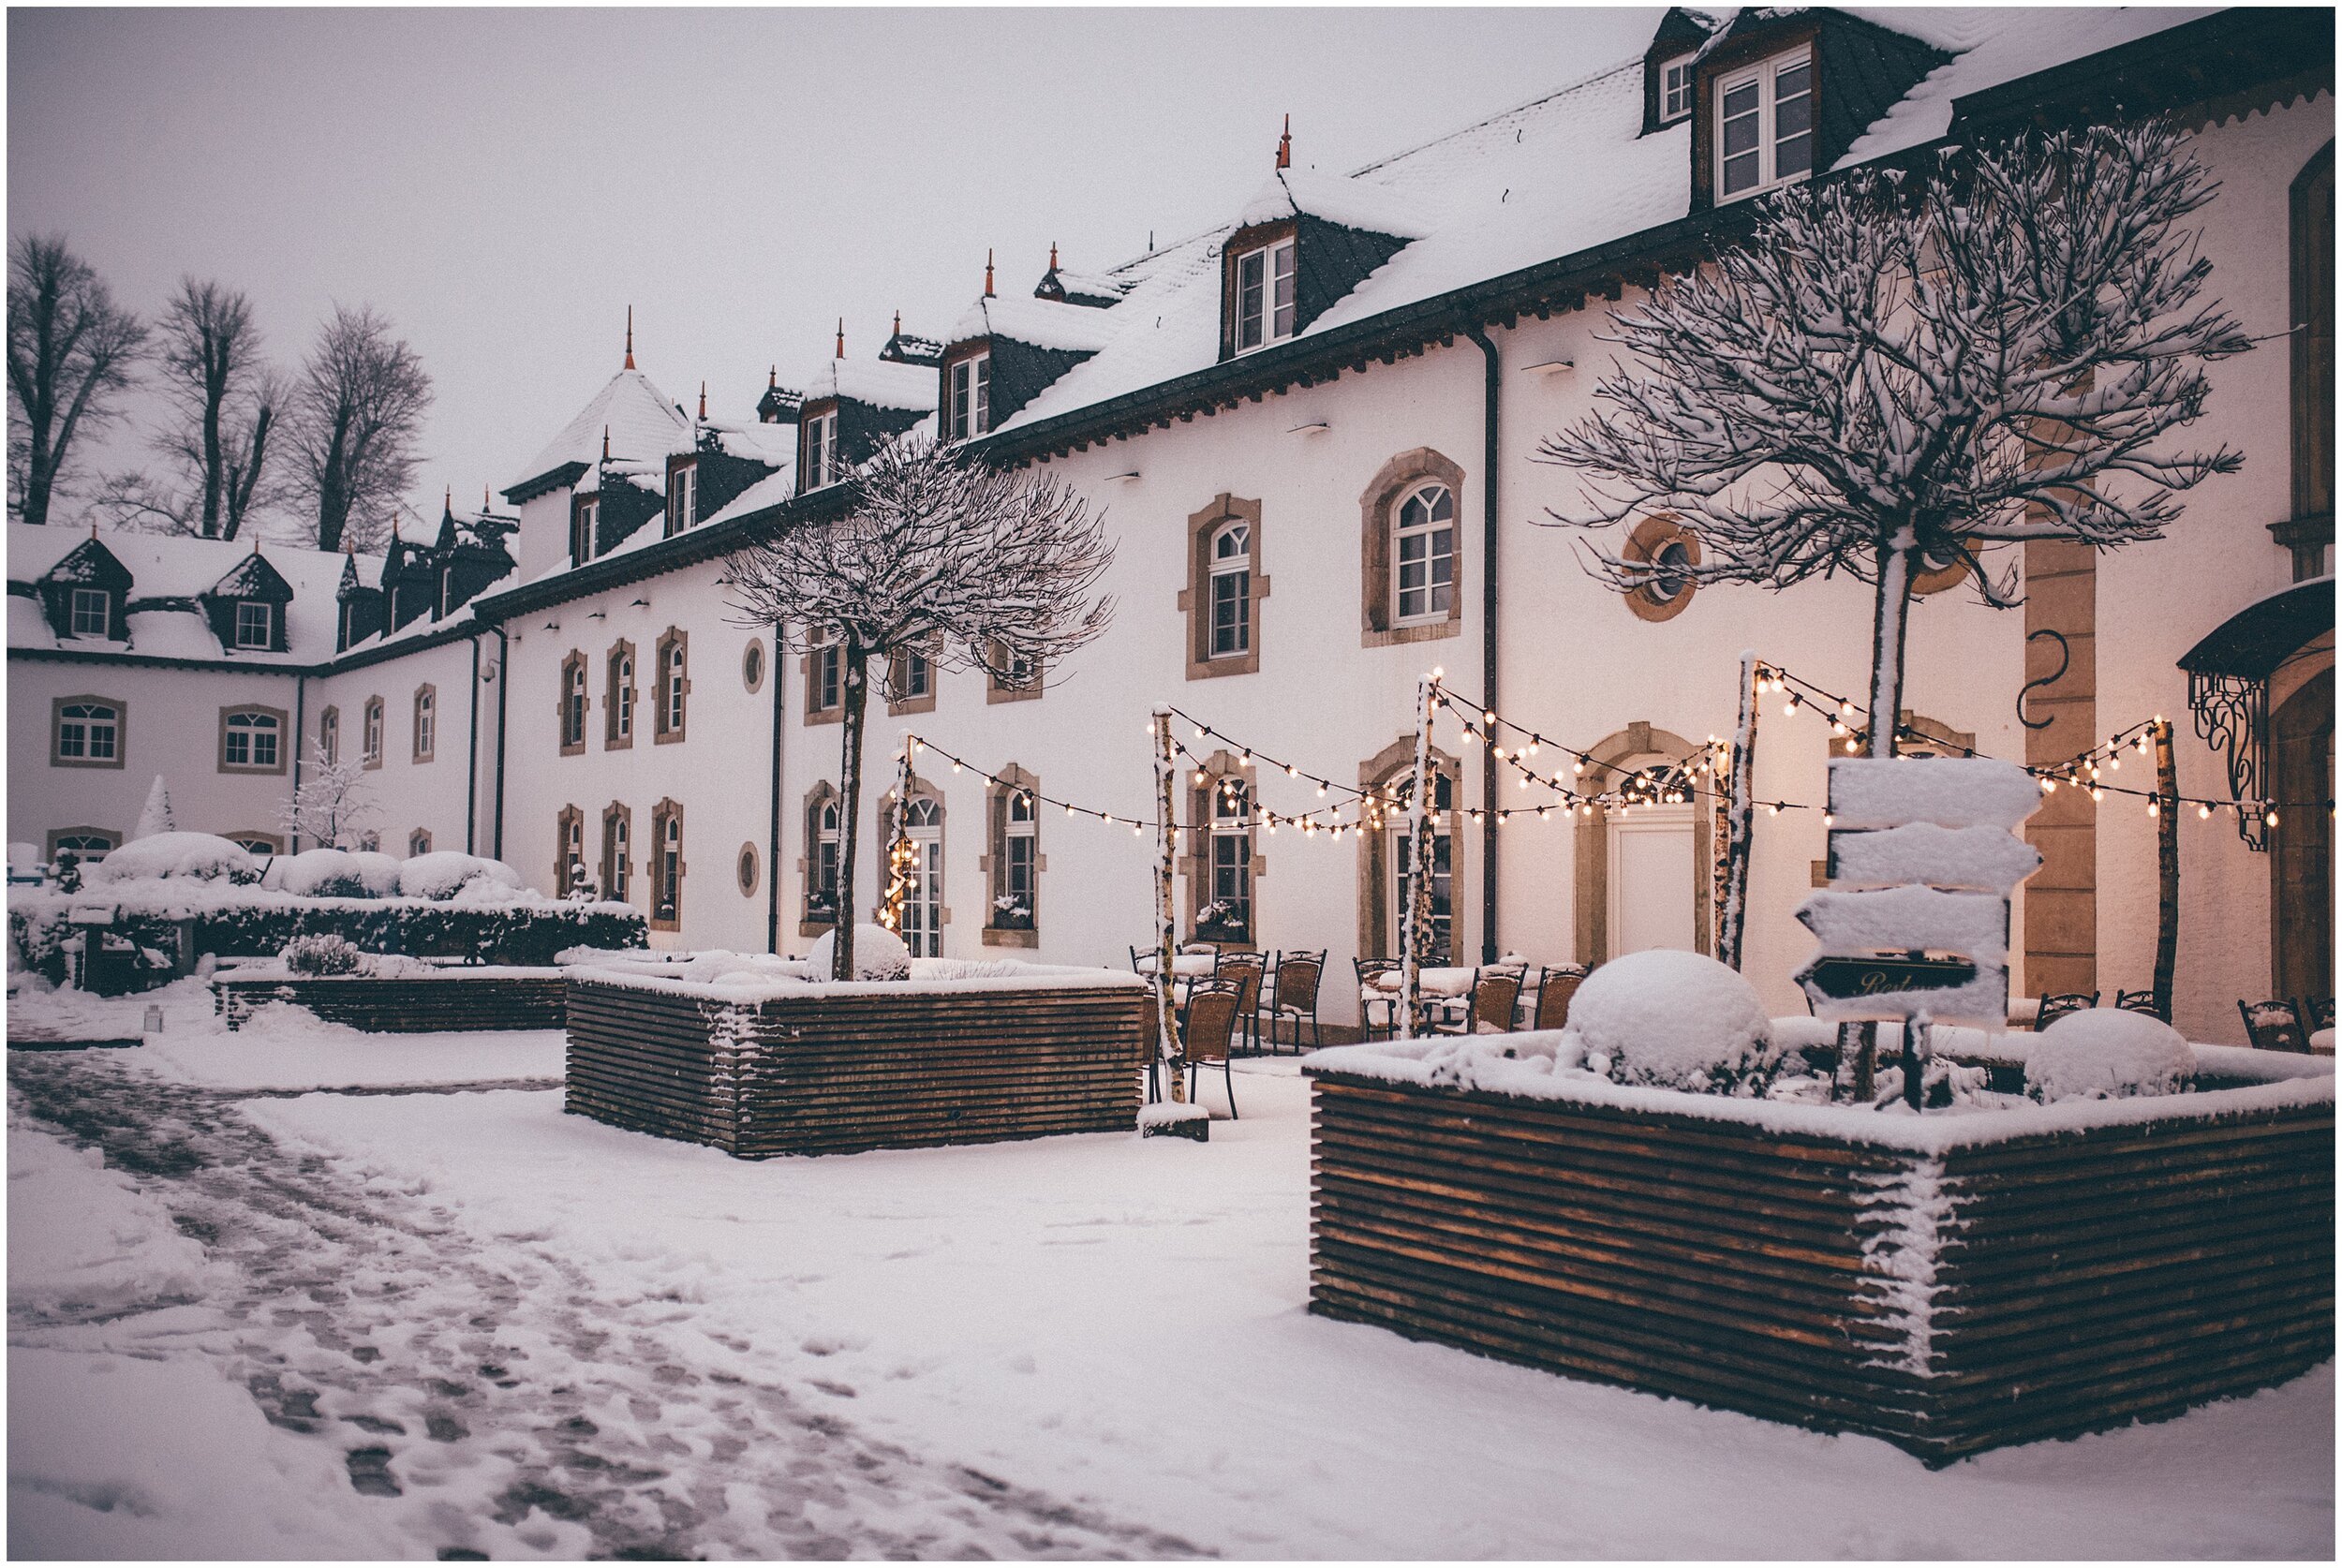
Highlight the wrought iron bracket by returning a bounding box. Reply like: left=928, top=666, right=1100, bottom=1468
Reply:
left=2187, top=669, right=2269, bottom=851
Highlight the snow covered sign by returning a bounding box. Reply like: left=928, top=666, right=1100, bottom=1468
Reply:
left=1794, top=758, right=2041, bottom=1028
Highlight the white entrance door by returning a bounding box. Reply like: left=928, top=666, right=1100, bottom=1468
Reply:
left=904, top=799, right=943, bottom=957
left=1608, top=805, right=1697, bottom=957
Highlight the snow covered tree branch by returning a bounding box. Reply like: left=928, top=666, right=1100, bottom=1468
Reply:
left=723, top=433, right=1116, bottom=976
left=1538, top=121, right=2248, bottom=750
left=275, top=745, right=379, bottom=850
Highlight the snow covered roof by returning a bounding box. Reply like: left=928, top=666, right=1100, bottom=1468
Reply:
left=795, top=356, right=938, bottom=413
left=697, top=467, right=797, bottom=531
left=700, top=419, right=796, bottom=468
left=947, top=295, right=1117, bottom=354
left=980, top=7, right=2212, bottom=443
left=507, top=368, right=693, bottom=498
left=7, top=524, right=378, bottom=664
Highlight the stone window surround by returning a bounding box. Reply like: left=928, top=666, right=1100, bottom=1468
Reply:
left=1572, top=720, right=1713, bottom=966
left=1360, top=448, right=1467, bottom=648
left=882, top=776, right=951, bottom=944
left=604, top=639, right=637, bottom=750
left=1179, top=748, right=1265, bottom=947
left=980, top=763, right=1045, bottom=948
left=558, top=651, right=588, bottom=756
left=986, top=642, right=1044, bottom=704
left=362, top=695, right=386, bottom=770
left=802, top=634, right=843, bottom=728
left=654, top=628, right=690, bottom=744
left=412, top=683, right=437, bottom=763
left=886, top=639, right=939, bottom=717
left=602, top=801, right=633, bottom=904
left=735, top=840, right=761, bottom=898
left=1354, top=736, right=1464, bottom=965
left=1178, top=494, right=1267, bottom=680
left=556, top=805, right=585, bottom=899
left=217, top=703, right=289, bottom=776
left=798, top=781, right=842, bottom=937
left=318, top=705, right=340, bottom=766
left=50, top=693, right=126, bottom=770
left=407, top=828, right=431, bottom=857
left=649, top=797, right=686, bottom=932
left=1621, top=515, right=1702, bottom=622
left=741, top=638, right=767, bottom=694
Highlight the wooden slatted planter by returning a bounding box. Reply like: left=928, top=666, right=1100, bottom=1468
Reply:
left=214, top=968, right=569, bottom=1031
left=1303, top=1041, right=2334, bottom=1463
left=564, top=968, right=1149, bottom=1157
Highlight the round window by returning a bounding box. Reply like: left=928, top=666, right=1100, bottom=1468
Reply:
left=1623, top=517, right=1701, bottom=623
left=736, top=842, right=760, bottom=896
left=1646, top=540, right=1694, bottom=603
left=742, top=640, right=766, bottom=692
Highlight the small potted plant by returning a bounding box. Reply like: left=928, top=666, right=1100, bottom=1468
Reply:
left=990, top=894, right=1033, bottom=932
left=1193, top=899, right=1248, bottom=945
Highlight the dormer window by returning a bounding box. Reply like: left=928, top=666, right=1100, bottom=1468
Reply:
left=667, top=461, right=696, bottom=535
left=572, top=496, right=599, bottom=565
left=1716, top=47, right=1813, bottom=201
left=68, top=588, right=111, bottom=638
left=805, top=408, right=839, bottom=489
left=947, top=353, right=991, bottom=440
left=233, top=600, right=273, bottom=648
left=1660, top=53, right=1697, bottom=123
left=1233, top=238, right=1297, bottom=354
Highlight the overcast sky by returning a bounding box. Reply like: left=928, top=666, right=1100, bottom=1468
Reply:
left=10, top=7, right=1661, bottom=541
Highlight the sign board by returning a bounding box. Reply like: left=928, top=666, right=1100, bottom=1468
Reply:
left=1794, top=758, right=2040, bottom=1028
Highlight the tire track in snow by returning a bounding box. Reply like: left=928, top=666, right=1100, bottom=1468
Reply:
left=10, top=1052, right=1208, bottom=1561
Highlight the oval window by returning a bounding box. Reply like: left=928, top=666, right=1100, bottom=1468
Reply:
left=736, top=842, right=760, bottom=896
left=742, top=640, right=766, bottom=692
left=1623, top=517, right=1701, bottom=623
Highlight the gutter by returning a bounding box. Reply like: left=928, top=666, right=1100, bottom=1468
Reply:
left=467, top=633, right=482, bottom=854
left=291, top=673, right=307, bottom=854
left=767, top=620, right=786, bottom=954
left=491, top=626, right=510, bottom=860
left=1463, top=322, right=1501, bottom=966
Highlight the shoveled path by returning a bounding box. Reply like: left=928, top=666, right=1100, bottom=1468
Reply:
left=8, top=1050, right=1207, bottom=1561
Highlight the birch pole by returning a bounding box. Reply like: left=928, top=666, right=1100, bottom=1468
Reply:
left=1151, top=706, right=1186, bottom=1103
left=2152, top=717, right=2180, bottom=1021
left=1401, top=674, right=1437, bottom=1039
left=1717, top=649, right=1761, bottom=970
left=878, top=730, right=916, bottom=936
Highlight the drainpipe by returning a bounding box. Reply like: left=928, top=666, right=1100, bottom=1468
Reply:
left=490, top=625, right=510, bottom=860
left=1463, top=321, right=1501, bottom=965
left=291, top=673, right=307, bottom=854
left=466, top=633, right=481, bottom=854
left=767, top=621, right=786, bottom=954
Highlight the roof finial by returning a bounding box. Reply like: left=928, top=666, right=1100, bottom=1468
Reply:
left=835, top=318, right=845, bottom=359
left=624, top=305, right=635, bottom=370
left=444, top=483, right=452, bottom=514
left=601, top=425, right=610, bottom=461
left=698, top=380, right=707, bottom=421
left=1276, top=113, right=1292, bottom=170
left=985, top=248, right=996, bottom=298
left=768, top=364, right=778, bottom=388
left=482, top=484, right=491, bottom=511
left=1049, top=241, right=1059, bottom=273
left=892, top=309, right=901, bottom=338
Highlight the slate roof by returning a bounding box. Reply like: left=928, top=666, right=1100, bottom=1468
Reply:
left=505, top=368, right=694, bottom=502
left=794, top=356, right=939, bottom=413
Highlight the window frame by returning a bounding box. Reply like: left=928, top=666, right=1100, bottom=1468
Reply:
left=559, top=652, right=588, bottom=755
left=984, top=767, right=1042, bottom=945
left=408, top=828, right=432, bottom=858
left=47, top=827, right=119, bottom=865
left=666, top=459, right=697, bottom=537
left=1208, top=520, right=1253, bottom=660
left=1660, top=52, right=1697, bottom=123
left=1231, top=237, right=1297, bottom=355
left=1713, top=45, right=1815, bottom=203
left=571, top=496, right=600, bottom=565
left=319, top=705, right=340, bottom=766
left=602, top=802, right=632, bottom=905
left=68, top=587, right=111, bottom=639
left=556, top=805, right=586, bottom=899
left=218, top=704, right=288, bottom=775
left=1622, top=515, right=1704, bottom=622
left=1392, top=481, right=1458, bottom=627
left=886, top=639, right=937, bottom=717
left=1200, top=773, right=1255, bottom=942
left=412, top=684, right=437, bottom=762
left=804, top=632, right=844, bottom=726
left=986, top=642, right=1044, bottom=704
left=946, top=351, right=993, bottom=440
left=803, top=789, right=843, bottom=930
left=1181, top=496, right=1266, bottom=679
left=896, top=792, right=945, bottom=957
left=654, top=629, right=689, bottom=744
left=362, top=695, right=385, bottom=769
left=650, top=798, right=685, bottom=931
left=605, top=641, right=636, bottom=749
left=232, top=599, right=274, bottom=649
left=803, top=407, right=840, bottom=490
left=51, top=695, right=125, bottom=769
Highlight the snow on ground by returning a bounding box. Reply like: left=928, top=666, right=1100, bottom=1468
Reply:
left=7, top=994, right=2335, bottom=1559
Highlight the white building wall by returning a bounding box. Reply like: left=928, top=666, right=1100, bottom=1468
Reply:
left=309, top=633, right=495, bottom=861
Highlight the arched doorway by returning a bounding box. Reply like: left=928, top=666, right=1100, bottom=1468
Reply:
left=1573, top=722, right=1713, bottom=965
left=2271, top=662, right=2333, bottom=1000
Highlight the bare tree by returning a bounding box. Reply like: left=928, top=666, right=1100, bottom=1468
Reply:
left=289, top=303, right=431, bottom=552
left=156, top=278, right=283, bottom=539
left=276, top=745, right=379, bottom=850
left=1540, top=122, right=2248, bottom=752
left=723, top=433, right=1116, bottom=977
left=7, top=233, right=147, bottom=525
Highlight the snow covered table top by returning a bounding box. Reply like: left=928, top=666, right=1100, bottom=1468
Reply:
left=2314, top=1028, right=2334, bottom=1056
left=1132, top=953, right=1217, bottom=977
left=1364, top=966, right=1476, bottom=996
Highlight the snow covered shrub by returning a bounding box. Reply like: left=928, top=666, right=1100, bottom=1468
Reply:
left=1567, top=949, right=1783, bottom=1096
left=2026, top=1009, right=2195, bottom=1103
left=92, top=832, right=258, bottom=885
left=281, top=933, right=364, bottom=977
left=263, top=848, right=402, bottom=899
left=806, top=922, right=911, bottom=981
left=396, top=851, right=523, bottom=902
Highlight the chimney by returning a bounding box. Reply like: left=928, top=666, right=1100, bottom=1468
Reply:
left=985, top=248, right=995, bottom=298
left=1276, top=113, right=1291, bottom=170
left=624, top=305, right=636, bottom=370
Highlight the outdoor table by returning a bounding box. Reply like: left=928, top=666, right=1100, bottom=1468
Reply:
left=1134, top=950, right=1217, bottom=1003
left=1364, top=966, right=1477, bottom=1031
left=2313, top=1028, right=2334, bottom=1057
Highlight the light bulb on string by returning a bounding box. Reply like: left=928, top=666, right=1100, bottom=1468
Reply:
left=2197, top=802, right=2211, bottom=820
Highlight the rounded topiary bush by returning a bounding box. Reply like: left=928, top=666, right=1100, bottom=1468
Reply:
left=281, top=932, right=364, bottom=976
left=92, top=832, right=257, bottom=885
left=806, top=922, right=912, bottom=981
left=1568, top=948, right=1783, bottom=1096
left=2026, top=1008, right=2195, bottom=1102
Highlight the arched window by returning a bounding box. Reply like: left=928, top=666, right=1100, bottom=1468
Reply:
left=651, top=800, right=685, bottom=930
left=408, top=828, right=431, bottom=857
left=655, top=629, right=689, bottom=742
left=220, top=707, right=284, bottom=773
left=1203, top=777, right=1253, bottom=939
left=606, top=643, right=635, bottom=747
left=1208, top=520, right=1252, bottom=658
left=363, top=696, right=384, bottom=766
left=809, top=796, right=842, bottom=921
left=319, top=706, right=339, bottom=766
left=1387, top=770, right=1455, bottom=964
left=47, top=829, right=118, bottom=865
left=987, top=770, right=1040, bottom=939
left=52, top=698, right=123, bottom=768
left=1393, top=483, right=1455, bottom=624
left=412, top=685, right=436, bottom=762
left=556, top=806, right=586, bottom=898
left=559, top=653, right=587, bottom=753
left=228, top=832, right=281, bottom=857
left=899, top=795, right=944, bottom=957
left=602, top=803, right=631, bottom=903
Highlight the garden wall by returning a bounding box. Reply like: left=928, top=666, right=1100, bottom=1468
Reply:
left=215, top=968, right=568, bottom=1032
left=1303, top=1041, right=2334, bottom=1463
left=565, top=969, right=1150, bottom=1157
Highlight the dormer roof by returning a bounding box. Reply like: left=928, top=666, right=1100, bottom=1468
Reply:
left=880, top=328, right=945, bottom=367
left=1034, top=266, right=1131, bottom=310
left=796, top=356, right=938, bottom=413
left=204, top=550, right=294, bottom=603
left=1235, top=166, right=1436, bottom=243
left=504, top=367, right=693, bottom=504
left=946, top=295, right=1117, bottom=357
